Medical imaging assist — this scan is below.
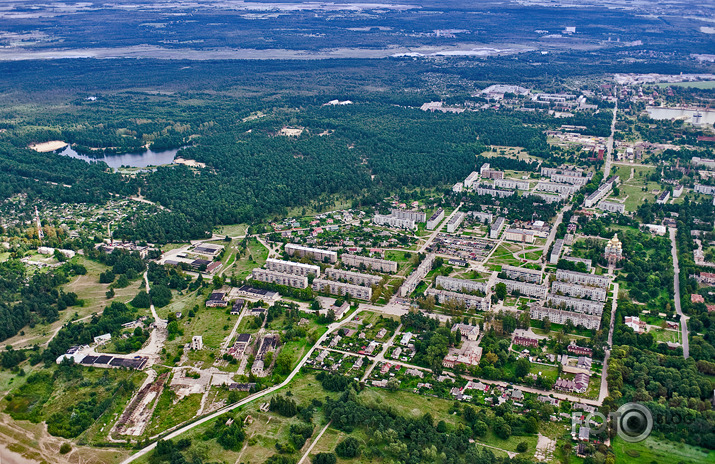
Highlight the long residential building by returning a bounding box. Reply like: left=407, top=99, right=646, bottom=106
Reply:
left=502, top=265, right=542, bottom=283
left=584, top=176, right=619, bottom=208
left=401, top=253, right=435, bottom=297
left=342, top=254, right=397, bottom=273
left=490, top=217, right=507, bottom=239
left=552, top=281, right=607, bottom=301
left=436, top=275, right=488, bottom=294
left=426, top=288, right=491, bottom=311
left=285, top=244, right=337, bottom=263
left=325, top=268, right=382, bottom=287
left=694, top=184, right=715, bottom=195
left=426, top=208, right=445, bottom=230
left=504, top=228, right=535, bottom=244
left=265, top=258, right=320, bottom=277
left=535, top=181, right=580, bottom=196
left=546, top=294, right=605, bottom=315
left=551, top=172, right=591, bottom=186
left=563, top=256, right=592, bottom=271
left=312, top=278, right=372, bottom=300
left=550, top=239, right=564, bottom=264
left=469, top=211, right=493, bottom=224
left=495, top=178, right=530, bottom=190
left=598, top=200, right=626, bottom=214
left=373, top=214, right=416, bottom=230
left=531, top=306, right=601, bottom=330
left=252, top=268, right=308, bottom=289
left=464, top=171, right=480, bottom=188
left=476, top=186, right=515, bottom=198
left=529, top=192, right=564, bottom=204
left=391, top=208, right=426, bottom=223
left=555, top=269, right=609, bottom=289
left=497, top=278, right=547, bottom=299
left=447, top=212, right=466, bottom=233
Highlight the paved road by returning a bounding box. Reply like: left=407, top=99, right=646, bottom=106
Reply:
left=598, top=282, right=618, bottom=405
left=119, top=309, right=363, bottom=463
left=418, top=203, right=463, bottom=253
left=603, top=98, right=618, bottom=178
left=669, top=228, right=690, bottom=358
left=541, top=204, right=571, bottom=273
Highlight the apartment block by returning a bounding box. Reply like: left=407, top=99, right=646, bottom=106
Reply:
left=464, top=171, right=480, bottom=188
left=555, top=269, right=609, bottom=289
left=584, top=176, right=619, bottom=208
left=490, top=217, right=507, bottom=239
left=476, top=186, right=514, bottom=198
left=531, top=306, right=601, bottom=330
left=497, top=278, right=547, bottom=298
left=535, top=181, right=579, bottom=196
left=495, top=178, right=530, bottom=190
left=436, top=275, right=488, bottom=294
left=373, top=214, right=416, bottom=230
left=252, top=268, right=309, bottom=289
left=563, top=256, right=592, bottom=271
left=694, top=184, right=715, bottom=195
left=426, top=208, right=445, bottom=230
left=312, top=278, right=372, bottom=300
left=391, top=208, right=426, bottom=223
left=265, top=258, right=320, bottom=277
left=551, top=172, right=590, bottom=186
left=426, top=288, right=491, bottom=311
left=504, top=228, right=535, bottom=244
left=598, top=201, right=625, bottom=214
left=341, top=254, right=398, bottom=273
left=546, top=293, right=604, bottom=315
left=469, top=211, right=493, bottom=224
left=550, top=239, right=564, bottom=264
left=325, top=268, right=382, bottom=287
left=401, top=253, right=435, bottom=297
left=285, top=243, right=337, bottom=263
left=552, top=281, right=607, bottom=302
left=447, top=212, right=466, bottom=233
left=502, top=265, right=542, bottom=283
left=529, top=192, right=564, bottom=204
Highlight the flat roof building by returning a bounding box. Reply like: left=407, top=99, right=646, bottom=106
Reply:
left=285, top=243, right=337, bottom=263
left=426, top=208, right=445, bottom=230
left=252, top=268, right=309, bottom=289
left=426, top=288, right=491, bottom=311
left=265, top=258, right=320, bottom=277
left=341, top=254, right=398, bottom=273
left=325, top=268, right=382, bottom=287
left=490, top=217, right=507, bottom=239
left=436, top=275, right=487, bottom=294
left=502, top=265, right=542, bottom=283
left=312, top=278, right=372, bottom=300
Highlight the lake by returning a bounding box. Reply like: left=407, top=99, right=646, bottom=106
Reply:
left=646, top=107, right=715, bottom=125
left=58, top=145, right=180, bottom=169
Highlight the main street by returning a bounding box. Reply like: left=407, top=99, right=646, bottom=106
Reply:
left=669, top=227, right=690, bottom=358
left=603, top=98, right=618, bottom=178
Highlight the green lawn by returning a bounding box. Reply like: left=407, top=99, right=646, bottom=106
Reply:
left=656, top=80, right=715, bottom=89
left=612, top=436, right=715, bottom=464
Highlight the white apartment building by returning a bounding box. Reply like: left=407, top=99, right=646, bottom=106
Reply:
left=546, top=293, right=605, bottom=315
left=531, top=306, right=601, bottom=330
left=598, top=201, right=625, bottom=214
left=373, top=214, right=416, bottom=230
left=585, top=176, right=619, bottom=208
left=529, top=192, right=564, bottom=204
left=426, top=288, right=491, bottom=311
left=342, top=254, right=398, bottom=273
left=446, top=212, right=466, bottom=233
left=401, top=253, right=435, bottom=297
left=502, top=265, right=542, bottom=283
left=535, top=181, right=579, bottom=196
left=312, top=278, right=372, bottom=300
left=469, top=211, right=493, bottom=224
left=427, top=208, right=445, bottom=230
left=476, top=186, right=514, bottom=198
left=550, top=239, right=564, bottom=264
left=325, top=268, right=382, bottom=287
left=495, top=178, right=530, bottom=190
left=695, top=184, right=715, bottom=195
left=252, top=268, right=309, bottom=289
left=555, top=269, right=609, bottom=288
left=490, top=217, right=507, bottom=238
left=265, top=258, right=320, bottom=277
left=391, top=208, right=426, bottom=223
left=563, top=256, right=592, bottom=271
left=436, top=275, right=488, bottom=294
left=504, top=228, right=535, bottom=244
left=464, top=171, right=480, bottom=188
left=285, top=243, right=337, bottom=263
left=552, top=281, right=607, bottom=302
left=497, top=278, right=547, bottom=298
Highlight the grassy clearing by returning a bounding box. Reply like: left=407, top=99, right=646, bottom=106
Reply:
left=656, top=80, right=715, bottom=89
left=612, top=436, right=715, bottom=464
left=215, top=223, right=249, bottom=237
left=228, top=238, right=268, bottom=280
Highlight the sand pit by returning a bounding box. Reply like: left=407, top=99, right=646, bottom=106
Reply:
left=28, top=141, right=67, bottom=152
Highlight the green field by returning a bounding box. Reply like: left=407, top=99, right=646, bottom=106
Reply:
left=612, top=436, right=715, bottom=464
left=656, top=80, right=715, bottom=89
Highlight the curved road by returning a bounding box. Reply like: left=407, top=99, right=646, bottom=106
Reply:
left=119, top=308, right=362, bottom=463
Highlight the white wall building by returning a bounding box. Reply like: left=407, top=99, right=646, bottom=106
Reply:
left=252, top=268, right=309, bottom=289
left=436, top=275, right=488, bottom=294
left=265, top=258, right=320, bottom=277
left=285, top=243, right=337, bottom=263
left=341, top=254, right=398, bottom=273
